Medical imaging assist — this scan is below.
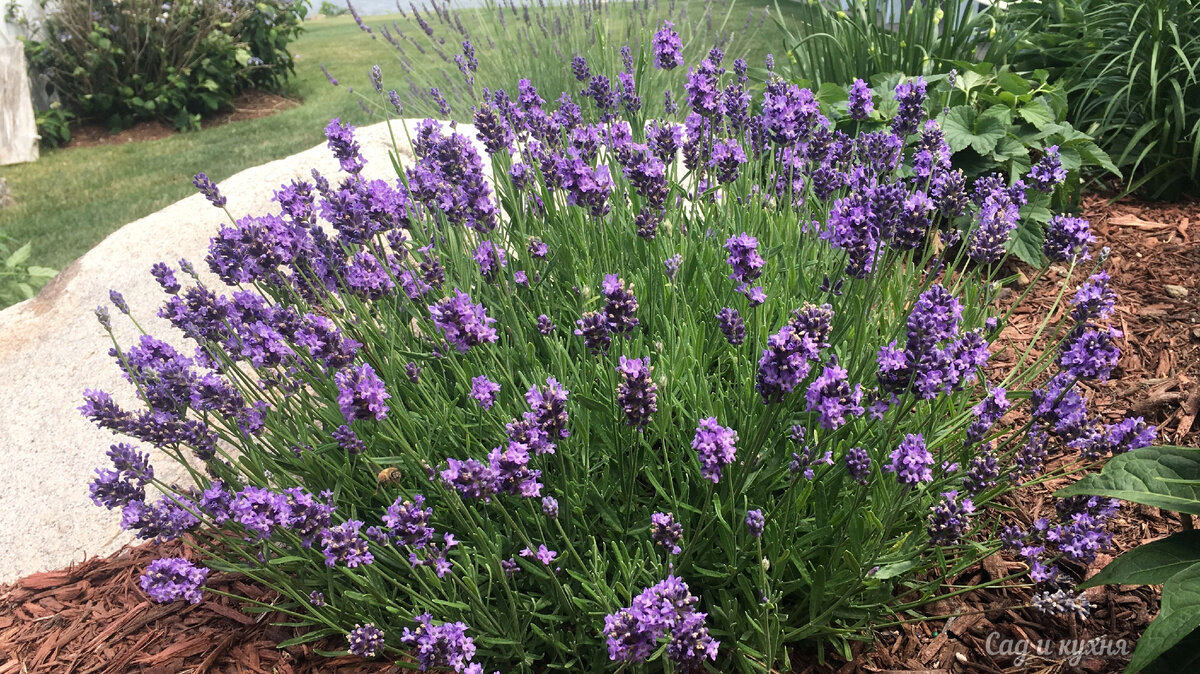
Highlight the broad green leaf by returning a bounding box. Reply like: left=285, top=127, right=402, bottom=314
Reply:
left=1080, top=530, right=1200, bottom=589
left=1075, top=139, right=1122, bottom=176
left=1017, top=99, right=1055, bottom=130
left=970, top=114, right=1007, bottom=156
left=1007, top=218, right=1044, bottom=268
left=5, top=242, right=30, bottom=268
left=1140, top=627, right=1200, bottom=674
left=941, top=106, right=977, bottom=153
left=1056, top=446, right=1200, bottom=516
left=1126, top=562, right=1200, bottom=673
left=997, top=71, right=1032, bottom=96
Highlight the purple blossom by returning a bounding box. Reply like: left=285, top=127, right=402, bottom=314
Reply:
left=574, top=311, right=611, bottom=355
left=192, top=172, right=227, bottom=208
left=536, top=314, right=556, bottom=334
left=664, top=254, right=683, bottom=280
left=333, top=424, right=365, bottom=454
left=650, top=512, right=683, bottom=554
left=384, top=494, right=435, bottom=547
left=348, top=623, right=386, bottom=658
left=692, top=417, right=738, bottom=483
left=429, top=290, right=498, bottom=353
left=1044, top=214, right=1093, bottom=262
left=321, top=519, right=374, bottom=568
left=525, top=377, right=570, bottom=441
left=804, top=362, right=864, bottom=429
left=963, top=451, right=1000, bottom=496
left=756, top=304, right=833, bottom=402
left=710, top=138, right=746, bottom=184
left=927, top=490, right=975, bottom=545
left=571, top=55, right=590, bottom=81
left=602, top=274, right=639, bottom=336
left=1028, top=145, right=1067, bottom=192
left=519, top=544, right=558, bottom=565
left=890, top=77, right=927, bottom=136
left=885, top=433, right=934, bottom=485
left=1071, top=271, right=1116, bottom=323
left=150, top=263, right=180, bottom=295
left=616, top=356, right=658, bottom=430
left=761, top=81, right=819, bottom=146
left=845, top=447, right=871, bottom=485
left=473, top=241, right=507, bottom=279
left=400, top=613, right=479, bottom=672
left=652, top=21, right=683, bottom=70
left=470, top=375, right=501, bottom=409
left=324, top=118, right=365, bottom=174
left=139, top=557, right=208, bottom=604
left=541, top=496, right=559, bottom=518
left=745, top=509, right=765, bottom=537
left=717, top=307, right=745, bottom=345
left=847, top=79, right=874, bottom=120
left=966, top=386, right=1010, bottom=446
left=603, top=576, right=719, bottom=668
left=335, top=363, right=390, bottom=422
left=1058, top=326, right=1120, bottom=381
left=724, top=233, right=764, bottom=284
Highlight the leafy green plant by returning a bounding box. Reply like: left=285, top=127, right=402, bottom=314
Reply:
left=82, top=43, right=1143, bottom=672
left=1058, top=446, right=1200, bottom=672
left=0, top=233, right=57, bottom=307
left=1000, top=0, right=1200, bottom=198
left=35, top=101, right=74, bottom=148
left=776, top=0, right=1001, bottom=87
left=318, top=1, right=348, bottom=17
left=19, top=0, right=306, bottom=132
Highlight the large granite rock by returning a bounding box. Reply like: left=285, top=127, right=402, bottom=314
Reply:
left=0, top=119, right=485, bottom=582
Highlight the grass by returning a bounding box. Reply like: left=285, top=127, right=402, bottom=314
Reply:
left=0, top=0, right=793, bottom=274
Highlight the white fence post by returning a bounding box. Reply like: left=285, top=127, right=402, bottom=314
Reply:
left=0, top=43, right=39, bottom=165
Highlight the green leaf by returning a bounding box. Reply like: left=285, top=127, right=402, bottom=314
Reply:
left=970, top=114, right=1007, bottom=156
left=1080, top=530, right=1200, bottom=589
left=1017, top=99, right=1055, bottom=130
left=1007, top=218, right=1044, bottom=268
left=871, top=559, right=917, bottom=580
left=5, top=242, right=30, bottom=268
left=1056, top=446, right=1200, bottom=516
left=1126, top=562, right=1200, bottom=673
left=997, top=71, right=1032, bottom=96
left=1140, top=627, right=1200, bottom=674
left=941, top=106, right=977, bottom=153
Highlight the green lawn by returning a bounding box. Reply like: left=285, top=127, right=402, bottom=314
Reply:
left=0, top=0, right=794, bottom=274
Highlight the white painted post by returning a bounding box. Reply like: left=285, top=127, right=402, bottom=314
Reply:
left=0, top=43, right=39, bottom=166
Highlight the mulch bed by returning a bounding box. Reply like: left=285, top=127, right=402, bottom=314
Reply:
left=1, top=194, right=1196, bottom=673
left=62, top=90, right=298, bottom=150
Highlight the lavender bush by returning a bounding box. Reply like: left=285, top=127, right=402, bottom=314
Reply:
left=84, top=37, right=1155, bottom=672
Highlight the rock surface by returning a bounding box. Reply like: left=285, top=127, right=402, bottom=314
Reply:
left=0, top=119, right=484, bottom=582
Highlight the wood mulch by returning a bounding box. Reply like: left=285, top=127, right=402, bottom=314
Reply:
left=1, top=194, right=1196, bottom=673
left=62, top=90, right=298, bottom=150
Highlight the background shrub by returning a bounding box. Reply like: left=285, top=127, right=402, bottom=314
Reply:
left=1000, top=0, right=1200, bottom=198
left=21, top=0, right=307, bottom=132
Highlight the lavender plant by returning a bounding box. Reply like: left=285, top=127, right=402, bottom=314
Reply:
left=84, top=41, right=1155, bottom=672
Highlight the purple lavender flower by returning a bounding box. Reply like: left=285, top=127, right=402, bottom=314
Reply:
left=724, top=233, right=764, bottom=284
left=927, top=490, right=975, bottom=545
left=664, top=254, right=683, bottom=280
left=542, top=496, right=559, bottom=518
left=1058, top=326, right=1120, bottom=381
left=885, top=434, right=934, bottom=485
left=603, top=576, right=719, bottom=668
left=1106, top=417, right=1156, bottom=454
left=602, top=274, right=639, bottom=336
left=574, top=311, right=611, bottom=355
left=804, top=362, right=864, bottom=430
left=890, top=77, right=927, bottom=136
left=400, top=614, right=479, bottom=672
left=1028, top=145, right=1067, bottom=192
left=536, top=314, right=556, bottom=335
left=348, top=623, right=386, bottom=658
left=745, top=509, right=765, bottom=537
left=710, top=138, right=746, bottom=183
left=430, top=87, right=451, bottom=116
left=109, top=289, right=129, bottom=315
left=650, top=511, right=683, bottom=554
left=470, top=375, right=501, bottom=410
left=966, top=386, right=1010, bottom=446
left=308, top=590, right=326, bottom=606
left=847, top=79, right=874, bottom=120
left=139, top=557, right=208, bottom=604
left=89, top=468, right=144, bottom=510
left=473, top=241, right=507, bottom=279
left=520, top=544, right=558, bottom=565
left=192, top=173, right=227, bottom=208
left=571, top=55, right=590, bottom=82
left=321, top=519, right=374, bottom=568
left=1044, top=214, right=1093, bottom=262
left=761, top=81, right=819, bottom=146
left=756, top=304, right=833, bottom=402
left=1071, top=271, right=1116, bottom=323
left=95, top=306, right=111, bottom=330
left=335, top=363, right=390, bottom=422
left=526, top=377, right=570, bottom=440
left=1032, top=589, right=1092, bottom=620
left=717, top=307, right=745, bottom=345
left=616, top=356, right=658, bottom=430
left=845, top=447, right=871, bottom=485
left=383, top=494, right=435, bottom=547
left=693, top=417, right=738, bottom=483
left=429, top=290, right=498, bottom=353
left=150, top=263, right=180, bottom=294
left=967, top=180, right=1021, bottom=263
left=963, top=451, right=1000, bottom=496
left=652, top=21, right=683, bottom=70
left=324, top=118, right=365, bottom=174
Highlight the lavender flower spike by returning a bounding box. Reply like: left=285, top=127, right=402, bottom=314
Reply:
left=192, top=173, right=227, bottom=208
left=693, top=417, right=738, bottom=483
